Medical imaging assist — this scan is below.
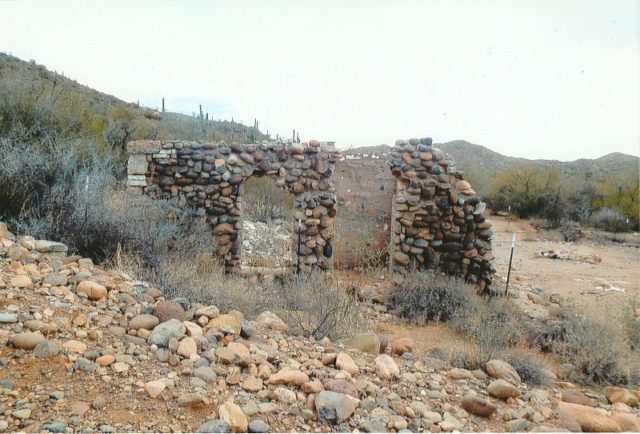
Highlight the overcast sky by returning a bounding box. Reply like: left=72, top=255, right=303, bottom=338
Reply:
left=1, top=0, right=638, bottom=160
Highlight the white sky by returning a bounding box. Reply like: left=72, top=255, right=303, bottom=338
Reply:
left=1, top=0, right=638, bottom=160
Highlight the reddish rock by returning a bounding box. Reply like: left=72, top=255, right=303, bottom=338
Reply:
left=323, top=379, right=358, bottom=398
left=390, top=337, right=415, bottom=355
left=153, top=300, right=186, bottom=323
left=461, top=395, right=497, bottom=417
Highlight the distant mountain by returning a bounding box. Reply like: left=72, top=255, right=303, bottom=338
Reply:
left=343, top=140, right=639, bottom=183
left=438, top=140, right=639, bottom=182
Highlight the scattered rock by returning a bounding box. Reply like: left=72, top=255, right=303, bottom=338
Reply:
left=10, top=331, right=46, bottom=350
left=488, top=379, right=520, bottom=399
left=154, top=300, right=187, bottom=322
left=248, top=419, right=269, bottom=433
left=605, top=386, right=639, bottom=407
left=374, top=354, right=399, bottom=380
left=33, top=340, right=62, bottom=358
left=197, top=420, right=230, bottom=433
left=556, top=401, right=621, bottom=432
left=206, top=314, right=242, bottom=336
left=148, top=319, right=186, bottom=347
left=144, top=380, right=166, bottom=399
left=315, top=391, right=360, bottom=424
left=336, top=353, right=359, bottom=375
left=129, top=314, right=160, bottom=330
left=77, top=281, right=107, bottom=300
left=253, top=311, right=289, bottom=332
left=267, top=369, right=309, bottom=386
left=218, top=401, right=248, bottom=433
left=461, top=395, right=497, bottom=417
left=485, top=359, right=521, bottom=384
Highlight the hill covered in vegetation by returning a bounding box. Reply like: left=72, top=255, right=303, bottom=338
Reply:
left=0, top=52, right=267, bottom=149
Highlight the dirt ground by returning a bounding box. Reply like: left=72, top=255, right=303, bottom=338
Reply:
left=490, top=216, right=640, bottom=320
left=361, top=215, right=640, bottom=360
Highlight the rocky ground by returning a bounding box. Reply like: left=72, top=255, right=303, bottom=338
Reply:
left=1, top=223, right=640, bottom=433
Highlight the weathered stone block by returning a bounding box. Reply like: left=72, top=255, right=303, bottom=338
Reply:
left=127, top=155, right=149, bottom=175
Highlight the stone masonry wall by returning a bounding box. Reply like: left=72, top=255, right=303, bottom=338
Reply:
left=388, top=137, right=495, bottom=290
left=126, top=140, right=340, bottom=273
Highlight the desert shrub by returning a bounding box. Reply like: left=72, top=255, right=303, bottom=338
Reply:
left=389, top=272, right=472, bottom=324
left=502, top=350, right=553, bottom=386
left=267, top=271, right=368, bottom=340
left=559, top=219, right=581, bottom=242
left=242, top=176, right=294, bottom=223
left=624, top=302, right=640, bottom=352
left=552, top=308, right=631, bottom=385
left=449, top=296, right=524, bottom=356
left=590, top=208, right=627, bottom=233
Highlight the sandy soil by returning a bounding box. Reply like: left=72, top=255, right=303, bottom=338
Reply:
left=490, top=216, right=640, bottom=319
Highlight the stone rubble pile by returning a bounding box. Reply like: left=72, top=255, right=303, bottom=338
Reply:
left=242, top=220, right=292, bottom=268
left=388, top=138, right=495, bottom=290
left=126, top=140, right=340, bottom=273
left=1, top=222, right=639, bottom=433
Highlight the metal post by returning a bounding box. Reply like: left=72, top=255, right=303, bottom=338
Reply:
left=296, top=218, right=302, bottom=275
left=505, top=233, right=516, bottom=296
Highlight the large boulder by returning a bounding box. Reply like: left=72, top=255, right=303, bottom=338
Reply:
left=556, top=401, right=621, bottom=432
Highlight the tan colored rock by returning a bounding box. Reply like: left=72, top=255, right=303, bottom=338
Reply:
left=0, top=222, right=7, bottom=238
left=241, top=376, right=263, bottom=392
left=605, top=387, right=639, bottom=407
left=183, top=321, right=203, bottom=338
left=561, top=388, right=593, bottom=406
left=227, top=342, right=250, bottom=358
left=10, top=275, right=33, bottom=288
left=448, top=368, right=473, bottom=380
left=336, top=353, right=359, bottom=375
left=556, top=401, right=621, bottom=432
left=96, top=355, right=115, bottom=367
left=302, top=380, right=324, bottom=394
left=485, top=359, right=521, bottom=384
left=390, top=337, right=415, bottom=355
left=10, top=332, right=45, bottom=350
left=461, top=395, right=497, bottom=417
left=177, top=337, right=197, bottom=358
left=77, top=281, right=107, bottom=300
left=612, top=412, right=640, bottom=432
left=63, top=340, right=87, bottom=354
left=144, top=380, right=166, bottom=399
left=267, top=369, right=309, bottom=386
left=253, top=311, right=289, bottom=332
left=218, top=401, right=248, bottom=433
left=374, top=354, right=399, bottom=380
left=206, top=314, right=241, bottom=336
left=488, top=379, right=520, bottom=399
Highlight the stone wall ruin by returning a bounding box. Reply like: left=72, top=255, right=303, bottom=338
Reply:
left=388, top=137, right=495, bottom=290
left=126, top=140, right=340, bottom=273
